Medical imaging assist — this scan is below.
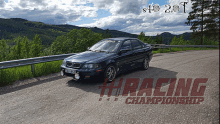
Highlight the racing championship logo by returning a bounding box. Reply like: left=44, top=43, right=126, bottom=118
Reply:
left=99, top=77, right=208, bottom=104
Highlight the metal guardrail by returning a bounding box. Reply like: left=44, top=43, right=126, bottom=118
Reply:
left=149, top=44, right=219, bottom=51
left=150, top=44, right=165, bottom=47
left=0, top=53, right=78, bottom=74
left=0, top=44, right=218, bottom=75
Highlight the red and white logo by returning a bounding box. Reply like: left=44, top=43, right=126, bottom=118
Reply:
left=99, top=77, right=208, bottom=104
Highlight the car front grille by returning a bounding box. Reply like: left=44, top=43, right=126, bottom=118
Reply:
left=66, top=61, right=81, bottom=68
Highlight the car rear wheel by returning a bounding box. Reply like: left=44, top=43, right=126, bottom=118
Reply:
left=142, top=57, right=149, bottom=70
left=104, top=64, right=117, bottom=82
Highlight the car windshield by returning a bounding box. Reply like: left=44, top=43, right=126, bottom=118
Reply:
left=89, top=39, right=121, bottom=53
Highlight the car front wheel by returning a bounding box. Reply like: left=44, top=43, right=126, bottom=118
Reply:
left=104, top=64, right=117, bottom=82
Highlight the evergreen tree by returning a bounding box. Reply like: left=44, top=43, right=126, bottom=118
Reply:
left=185, top=0, right=219, bottom=44
left=75, top=28, right=102, bottom=52
left=178, top=35, right=185, bottom=45
left=51, top=28, right=103, bottom=54
left=14, top=36, right=23, bottom=59
left=30, top=34, right=42, bottom=57
left=8, top=45, right=16, bottom=60
left=21, top=36, right=31, bottom=58
left=203, top=0, right=219, bottom=41
left=51, top=35, right=66, bottom=54
left=170, top=36, right=177, bottom=45
left=138, top=31, right=145, bottom=41
left=0, top=39, right=8, bottom=61
left=147, top=36, right=156, bottom=44
left=102, top=29, right=112, bottom=38
left=154, top=34, right=163, bottom=44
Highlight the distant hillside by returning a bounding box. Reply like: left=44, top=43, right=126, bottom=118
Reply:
left=159, top=32, right=192, bottom=44
left=0, top=18, right=192, bottom=45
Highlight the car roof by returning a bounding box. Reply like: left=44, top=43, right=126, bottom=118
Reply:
left=105, top=37, right=138, bottom=41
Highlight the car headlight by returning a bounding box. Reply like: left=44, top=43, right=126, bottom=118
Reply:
left=83, top=63, right=100, bottom=69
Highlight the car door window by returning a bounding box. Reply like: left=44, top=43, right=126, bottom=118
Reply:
left=131, top=40, right=142, bottom=49
left=137, top=40, right=146, bottom=47
left=121, top=40, right=131, bottom=50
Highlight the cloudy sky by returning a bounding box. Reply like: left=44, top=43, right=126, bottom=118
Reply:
left=0, top=0, right=194, bottom=36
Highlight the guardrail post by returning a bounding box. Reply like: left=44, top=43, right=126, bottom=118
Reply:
left=31, top=64, right=35, bottom=75
left=182, top=47, right=183, bottom=51
left=169, top=47, right=171, bottom=51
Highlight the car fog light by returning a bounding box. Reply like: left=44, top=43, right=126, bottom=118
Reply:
left=75, top=73, right=80, bottom=80
left=61, top=70, right=64, bottom=76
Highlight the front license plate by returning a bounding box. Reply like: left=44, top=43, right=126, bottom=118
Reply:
left=65, top=68, right=76, bottom=74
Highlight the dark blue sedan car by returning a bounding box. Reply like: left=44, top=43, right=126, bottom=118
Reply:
left=61, top=37, right=153, bottom=82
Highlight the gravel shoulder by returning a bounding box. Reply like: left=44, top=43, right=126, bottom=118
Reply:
left=0, top=50, right=219, bottom=124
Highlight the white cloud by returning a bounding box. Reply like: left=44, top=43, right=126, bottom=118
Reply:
left=88, top=0, right=149, bottom=15
left=0, top=0, right=194, bottom=35
left=0, top=0, right=98, bottom=24
left=0, top=0, right=6, bottom=8
left=126, top=20, right=132, bottom=24
left=79, top=0, right=193, bottom=35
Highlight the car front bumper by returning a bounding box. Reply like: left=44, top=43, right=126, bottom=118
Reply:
left=60, top=64, right=104, bottom=80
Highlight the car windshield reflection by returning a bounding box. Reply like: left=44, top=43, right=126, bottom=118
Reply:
left=89, top=40, right=121, bottom=53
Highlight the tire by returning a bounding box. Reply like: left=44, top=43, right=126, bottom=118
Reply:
left=142, top=57, right=149, bottom=70
left=103, top=64, right=117, bottom=82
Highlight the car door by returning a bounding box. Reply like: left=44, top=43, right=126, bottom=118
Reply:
left=116, top=40, right=134, bottom=73
left=130, top=39, right=146, bottom=67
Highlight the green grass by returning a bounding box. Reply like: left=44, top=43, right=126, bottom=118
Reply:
left=0, top=65, right=33, bottom=87
left=0, top=47, right=219, bottom=87
left=152, top=47, right=219, bottom=54
left=0, top=60, right=63, bottom=87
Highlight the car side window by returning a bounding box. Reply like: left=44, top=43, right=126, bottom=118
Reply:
left=137, top=40, right=146, bottom=48
left=121, top=40, right=131, bottom=50
left=131, top=40, right=142, bottom=49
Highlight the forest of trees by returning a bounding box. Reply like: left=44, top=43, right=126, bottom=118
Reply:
left=0, top=0, right=219, bottom=62
left=137, top=31, right=162, bottom=44
left=137, top=31, right=218, bottom=45
left=185, top=0, right=219, bottom=45
left=0, top=35, right=42, bottom=62
left=0, top=28, right=111, bottom=62
left=0, top=26, right=219, bottom=62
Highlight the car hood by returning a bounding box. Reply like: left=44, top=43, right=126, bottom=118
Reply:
left=65, top=51, right=114, bottom=63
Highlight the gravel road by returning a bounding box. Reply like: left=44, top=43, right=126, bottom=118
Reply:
left=0, top=50, right=219, bottom=124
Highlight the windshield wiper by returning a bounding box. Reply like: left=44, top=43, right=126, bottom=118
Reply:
left=100, top=50, right=107, bottom=53
left=94, top=50, right=106, bottom=52
left=94, top=50, right=100, bottom=52
left=88, top=50, right=97, bottom=52
left=95, top=50, right=110, bottom=53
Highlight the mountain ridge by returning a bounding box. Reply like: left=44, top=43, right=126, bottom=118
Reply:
left=0, top=18, right=192, bottom=45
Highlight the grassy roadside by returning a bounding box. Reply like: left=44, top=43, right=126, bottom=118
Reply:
left=0, top=60, right=62, bottom=87
left=0, top=47, right=219, bottom=87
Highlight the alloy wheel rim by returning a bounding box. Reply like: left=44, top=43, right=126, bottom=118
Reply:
left=106, top=66, right=116, bottom=81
